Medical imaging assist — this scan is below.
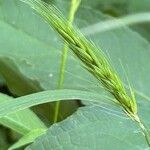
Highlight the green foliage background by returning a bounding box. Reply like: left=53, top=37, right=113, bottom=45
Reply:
left=0, top=0, right=150, bottom=149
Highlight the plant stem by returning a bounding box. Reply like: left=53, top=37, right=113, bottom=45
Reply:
left=134, top=115, right=150, bottom=147
left=53, top=0, right=81, bottom=123
left=82, top=12, right=150, bottom=35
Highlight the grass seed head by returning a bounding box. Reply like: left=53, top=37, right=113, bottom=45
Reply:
left=22, top=0, right=137, bottom=117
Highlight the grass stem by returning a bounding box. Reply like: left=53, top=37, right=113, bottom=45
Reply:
left=53, top=0, right=81, bottom=123
left=135, top=116, right=150, bottom=147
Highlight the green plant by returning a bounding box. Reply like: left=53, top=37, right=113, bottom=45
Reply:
left=21, top=0, right=150, bottom=146
left=0, top=0, right=150, bottom=149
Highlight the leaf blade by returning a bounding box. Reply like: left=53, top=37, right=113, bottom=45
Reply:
left=0, top=93, right=46, bottom=135
left=26, top=105, right=149, bottom=150
left=0, top=89, right=112, bottom=118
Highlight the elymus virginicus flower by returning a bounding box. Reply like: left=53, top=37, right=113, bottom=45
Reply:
left=21, top=0, right=137, bottom=118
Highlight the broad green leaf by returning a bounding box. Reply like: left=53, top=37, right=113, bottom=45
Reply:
left=26, top=105, right=149, bottom=150
left=9, top=129, right=46, bottom=150
left=0, top=58, right=42, bottom=96
left=0, top=93, right=46, bottom=135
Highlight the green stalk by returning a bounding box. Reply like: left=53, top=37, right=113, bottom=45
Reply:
left=53, top=0, right=81, bottom=123
left=82, top=12, right=150, bottom=35
left=135, top=116, right=150, bottom=147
